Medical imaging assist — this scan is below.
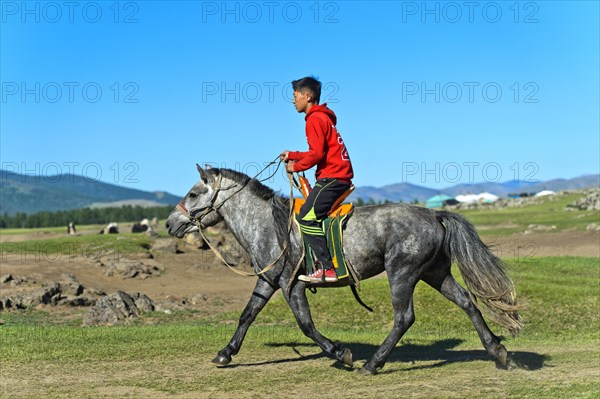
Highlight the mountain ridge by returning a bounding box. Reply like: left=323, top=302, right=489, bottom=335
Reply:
left=1, top=170, right=598, bottom=215
left=1, top=171, right=181, bottom=215
left=347, top=174, right=599, bottom=203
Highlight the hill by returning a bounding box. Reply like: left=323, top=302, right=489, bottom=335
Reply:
left=2, top=170, right=598, bottom=215
left=0, top=171, right=180, bottom=215
left=348, top=174, right=599, bottom=203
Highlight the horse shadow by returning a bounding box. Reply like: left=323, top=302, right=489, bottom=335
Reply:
left=222, top=339, right=548, bottom=373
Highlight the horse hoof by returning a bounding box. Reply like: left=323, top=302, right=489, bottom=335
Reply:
left=340, top=348, right=353, bottom=367
left=494, top=346, right=509, bottom=370
left=356, top=365, right=377, bottom=376
left=212, top=354, right=232, bottom=366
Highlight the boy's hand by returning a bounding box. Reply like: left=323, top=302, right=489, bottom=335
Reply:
left=280, top=151, right=289, bottom=162
left=285, top=161, right=296, bottom=173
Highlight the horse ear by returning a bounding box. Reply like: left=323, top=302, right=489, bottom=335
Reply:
left=196, top=163, right=210, bottom=183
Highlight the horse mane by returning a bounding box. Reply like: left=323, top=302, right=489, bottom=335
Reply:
left=207, top=168, right=278, bottom=201
left=207, top=168, right=291, bottom=240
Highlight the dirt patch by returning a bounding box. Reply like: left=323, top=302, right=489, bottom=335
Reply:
left=482, top=230, right=600, bottom=258
left=1, top=229, right=598, bottom=318
left=0, top=248, right=257, bottom=316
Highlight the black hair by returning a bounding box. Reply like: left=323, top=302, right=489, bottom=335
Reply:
left=292, top=76, right=321, bottom=103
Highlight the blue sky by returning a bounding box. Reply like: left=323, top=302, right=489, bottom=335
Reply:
left=1, top=1, right=598, bottom=197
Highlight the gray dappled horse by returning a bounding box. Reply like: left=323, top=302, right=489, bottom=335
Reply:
left=165, top=166, right=522, bottom=375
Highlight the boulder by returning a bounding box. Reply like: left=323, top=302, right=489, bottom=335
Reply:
left=20, top=282, right=61, bottom=307
left=60, top=273, right=84, bottom=296
left=0, top=274, right=106, bottom=311
left=83, top=291, right=155, bottom=326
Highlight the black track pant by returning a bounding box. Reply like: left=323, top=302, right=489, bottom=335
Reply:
left=296, top=178, right=350, bottom=270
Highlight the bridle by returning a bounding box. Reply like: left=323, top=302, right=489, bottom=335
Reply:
left=175, top=156, right=302, bottom=277
left=176, top=173, right=229, bottom=229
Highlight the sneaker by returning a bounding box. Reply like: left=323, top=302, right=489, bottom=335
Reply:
left=298, top=268, right=338, bottom=283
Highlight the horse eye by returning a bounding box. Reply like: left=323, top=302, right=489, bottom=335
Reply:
left=189, top=192, right=198, bottom=199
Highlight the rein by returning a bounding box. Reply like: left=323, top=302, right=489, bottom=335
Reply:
left=177, top=157, right=303, bottom=277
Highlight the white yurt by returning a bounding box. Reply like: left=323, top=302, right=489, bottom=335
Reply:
left=477, top=192, right=499, bottom=203
left=456, top=194, right=479, bottom=204
left=535, top=190, right=556, bottom=197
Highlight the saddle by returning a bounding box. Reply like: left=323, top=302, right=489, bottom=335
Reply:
left=293, top=185, right=355, bottom=280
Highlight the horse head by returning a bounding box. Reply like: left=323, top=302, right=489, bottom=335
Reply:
left=165, top=164, right=224, bottom=238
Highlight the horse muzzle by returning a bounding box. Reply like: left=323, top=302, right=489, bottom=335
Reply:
left=166, top=213, right=201, bottom=238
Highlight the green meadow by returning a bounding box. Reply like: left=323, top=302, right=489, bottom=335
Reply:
left=1, top=257, right=598, bottom=398
left=1, top=192, right=598, bottom=398
left=455, top=192, right=598, bottom=236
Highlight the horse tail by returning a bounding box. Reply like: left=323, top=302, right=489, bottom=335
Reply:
left=436, top=211, right=523, bottom=335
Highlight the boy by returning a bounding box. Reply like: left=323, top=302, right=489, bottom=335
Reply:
left=280, top=76, right=354, bottom=283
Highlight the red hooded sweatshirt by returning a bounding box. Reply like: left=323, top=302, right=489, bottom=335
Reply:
left=288, top=103, right=354, bottom=184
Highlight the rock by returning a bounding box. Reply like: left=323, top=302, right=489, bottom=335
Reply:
left=9, top=276, right=27, bottom=287
left=188, top=293, right=208, bottom=305
left=155, top=295, right=187, bottom=312
left=215, top=235, right=246, bottom=266
left=83, top=287, right=106, bottom=296
left=104, top=259, right=162, bottom=279
left=59, top=296, right=97, bottom=307
left=144, top=230, right=159, bottom=238
left=0, top=274, right=12, bottom=284
left=21, top=282, right=61, bottom=306
left=151, top=238, right=181, bottom=254
left=60, top=273, right=84, bottom=296
left=586, top=223, right=600, bottom=231
left=0, top=274, right=105, bottom=311
left=523, top=224, right=557, bottom=234
left=0, top=297, right=13, bottom=311
left=134, top=295, right=154, bottom=312
left=221, top=251, right=243, bottom=266
left=566, top=189, right=600, bottom=211
left=83, top=291, right=155, bottom=326
left=184, top=232, right=209, bottom=249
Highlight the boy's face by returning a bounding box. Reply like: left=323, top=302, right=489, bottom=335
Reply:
left=293, top=90, right=311, bottom=113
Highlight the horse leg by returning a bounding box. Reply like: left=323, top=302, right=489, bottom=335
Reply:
left=360, top=270, right=418, bottom=375
left=212, top=278, right=277, bottom=366
left=421, top=260, right=510, bottom=368
left=285, top=283, right=353, bottom=367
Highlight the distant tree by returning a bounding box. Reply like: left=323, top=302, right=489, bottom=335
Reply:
left=0, top=205, right=173, bottom=229
left=0, top=213, right=8, bottom=228
left=355, top=198, right=365, bottom=207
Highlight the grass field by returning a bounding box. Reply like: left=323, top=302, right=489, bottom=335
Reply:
left=1, top=257, right=598, bottom=398
left=0, top=233, right=153, bottom=258
left=454, top=193, right=599, bottom=236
